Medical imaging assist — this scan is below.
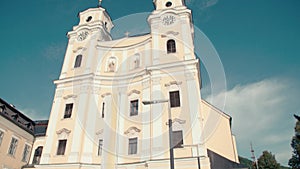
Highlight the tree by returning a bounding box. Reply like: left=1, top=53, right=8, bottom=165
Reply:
left=289, top=115, right=300, bottom=169
left=256, top=151, right=280, bottom=169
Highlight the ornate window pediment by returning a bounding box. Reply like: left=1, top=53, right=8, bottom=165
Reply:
left=165, top=81, right=182, bottom=87
left=96, top=129, right=104, bottom=136
left=56, top=128, right=71, bottom=140
left=63, top=94, right=77, bottom=100
left=101, top=93, right=111, bottom=98
left=127, top=89, right=141, bottom=96
left=172, top=118, right=186, bottom=131
left=124, top=127, right=141, bottom=136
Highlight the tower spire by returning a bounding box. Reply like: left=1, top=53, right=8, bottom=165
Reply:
left=98, top=0, right=102, bottom=7
left=250, top=142, right=259, bottom=169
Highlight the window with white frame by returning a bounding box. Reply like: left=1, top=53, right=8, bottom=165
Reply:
left=172, top=130, right=183, bottom=148
left=128, top=137, right=138, bottom=155
left=64, top=103, right=73, bottom=118
left=167, top=39, right=176, bottom=53
left=22, top=144, right=31, bottom=162
left=8, top=137, right=18, bottom=156
left=74, top=54, right=82, bottom=68
left=98, top=139, right=103, bottom=156
left=169, top=91, right=181, bottom=108
left=57, top=139, right=67, bottom=155
left=32, top=146, right=43, bottom=165
left=0, top=130, right=4, bottom=146
left=101, top=102, right=105, bottom=118
left=130, top=100, right=139, bottom=116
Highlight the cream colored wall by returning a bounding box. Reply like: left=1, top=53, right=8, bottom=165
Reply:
left=0, top=116, right=34, bottom=169
left=32, top=1, right=240, bottom=168
left=29, top=136, right=46, bottom=165
left=201, top=101, right=239, bottom=163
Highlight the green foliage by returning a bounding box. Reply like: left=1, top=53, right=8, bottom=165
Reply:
left=239, top=156, right=253, bottom=168
left=257, top=151, right=280, bottom=169
left=239, top=155, right=290, bottom=169
left=289, top=115, right=300, bottom=169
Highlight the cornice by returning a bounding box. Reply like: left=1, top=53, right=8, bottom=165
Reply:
left=54, top=59, right=199, bottom=86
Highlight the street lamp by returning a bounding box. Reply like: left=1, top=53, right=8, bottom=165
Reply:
left=142, top=99, right=175, bottom=169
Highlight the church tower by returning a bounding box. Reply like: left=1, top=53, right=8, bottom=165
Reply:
left=27, top=1, right=240, bottom=169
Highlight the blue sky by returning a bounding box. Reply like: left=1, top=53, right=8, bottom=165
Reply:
left=0, top=0, right=299, bottom=166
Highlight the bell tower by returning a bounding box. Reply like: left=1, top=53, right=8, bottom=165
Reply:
left=59, top=3, right=113, bottom=79
left=39, top=3, right=114, bottom=167
left=153, top=0, right=186, bottom=10
left=148, top=0, right=195, bottom=65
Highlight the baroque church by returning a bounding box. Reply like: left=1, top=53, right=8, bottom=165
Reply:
left=24, top=0, right=240, bottom=168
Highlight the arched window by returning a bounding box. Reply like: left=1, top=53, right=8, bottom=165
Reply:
left=167, top=39, right=176, bottom=53
left=74, top=55, right=82, bottom=68
left=32, top=146, right=43, bottom=165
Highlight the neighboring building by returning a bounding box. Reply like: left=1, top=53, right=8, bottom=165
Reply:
left=23, top=0, right=240, bottom=169
left=0, top=98, right=35, bottom=169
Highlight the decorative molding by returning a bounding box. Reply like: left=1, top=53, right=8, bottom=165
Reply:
left=161, top=31, right=179, bottom=38
left=63, top=94, right=77, bottom=100
left=124, top=126, right=141, bottom=135
left=173, top=118, right=186, bottom=124
left=127, top=89, right=141, bottom=96
left=165, top=81, right=183, bottom=87
left=101, top=92, right=111, bottom=98
left=142, top=80, right=150, bottom=89
left=73, top=47, right=87, bottom=53
left=56, top=128, right=71, bottom=135
left=96, top=129, right=104, bottom=136
left=55, top=90, right=64, bottom=98
left=93, top=87, right=102, bottom=95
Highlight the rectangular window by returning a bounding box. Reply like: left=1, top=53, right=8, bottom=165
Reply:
left=98, top=139, right=103, bottom=156
left=57, top=140, right=67, bottom=155
left=8, top=137, right=18, bottom=156
left=0, top=130, right=4, bottom=146
left=169, top=91, right=181, bottom=108
left=101, top=103, right=105, bottom=118
left=128, top=138, right=137, bottom=155
left=172, top=130, right=183, bottom=148
left=33, top=146, right=43, bottom=165
left=22, top=144, right=31, bottom=162
left=130, top=100, right=139, bottom=116
left=64, top=103, right=73, bottom=118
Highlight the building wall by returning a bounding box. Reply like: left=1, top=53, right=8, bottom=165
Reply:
left=0, top=115, right=34, bottom=169
left=25, top=0, right=240, bottom=168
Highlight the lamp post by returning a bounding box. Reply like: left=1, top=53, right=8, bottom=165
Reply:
left=142, top=99, right=175, bottom=169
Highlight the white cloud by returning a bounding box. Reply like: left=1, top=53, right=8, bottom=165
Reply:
left=43, top=43, right=65, bottom=61
left=19, top=108, right=48, bottom=121
left=186, top=0, right=218, bottom=9
left=204, top=78, right=300, bottom=166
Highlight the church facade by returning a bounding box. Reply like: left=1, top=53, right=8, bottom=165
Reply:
left=26, top=0, right=240, bottom=169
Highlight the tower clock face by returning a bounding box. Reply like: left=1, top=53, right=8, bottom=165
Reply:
left=162, top=15, right=176, bottom=26
left=77, top=31, right=89, bottom=41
